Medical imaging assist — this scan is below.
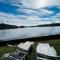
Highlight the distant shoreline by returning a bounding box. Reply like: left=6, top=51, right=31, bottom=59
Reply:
left=0, top=23, right=60, bottom=30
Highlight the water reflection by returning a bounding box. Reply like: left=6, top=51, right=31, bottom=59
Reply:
left=0, top=26, right=60, bottom=41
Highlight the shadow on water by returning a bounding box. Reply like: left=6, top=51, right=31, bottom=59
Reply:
left=0, top=35, right=60, bottom=46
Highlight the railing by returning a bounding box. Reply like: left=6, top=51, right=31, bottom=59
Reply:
left=36, top=53, right=60, bottom=60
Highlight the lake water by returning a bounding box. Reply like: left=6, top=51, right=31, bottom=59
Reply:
left=0, top=26, right=60, bottom=41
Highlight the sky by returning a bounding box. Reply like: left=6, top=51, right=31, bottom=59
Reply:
left=0, top=0, right=60, bottom=26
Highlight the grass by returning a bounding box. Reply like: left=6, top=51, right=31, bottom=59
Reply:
left=0, top=39, right=60, bottom=60
left=0, top=46, right=17, bottom=60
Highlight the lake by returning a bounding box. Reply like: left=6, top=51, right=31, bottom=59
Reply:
left=0, top=26, right=60, bottom=41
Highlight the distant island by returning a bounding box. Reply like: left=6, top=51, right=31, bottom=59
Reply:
left=0, top=23, right=60, bottom=30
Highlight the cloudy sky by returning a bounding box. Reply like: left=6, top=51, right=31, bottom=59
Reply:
left=0, top=0, right=60, bottom=26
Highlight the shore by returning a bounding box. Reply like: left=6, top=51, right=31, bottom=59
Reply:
left=0, top=35, right=60, bottom=60
left=0, top=35, right=60, bottom=46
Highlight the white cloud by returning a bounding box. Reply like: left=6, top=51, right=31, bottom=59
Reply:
left=0, top=0, right=60, bottom=9
left=0, top=0, right=60, bottom=27
left=17, top=8, right=36, bottom=15
left=42, top=9, right=54, bottom=15
left=17, top=8, right=54, bottom=18
left=52, top=13, right=60, bottom=23
left=20, top=0, right=60, bottom=9
left=0, top=12, right=53, bottom=26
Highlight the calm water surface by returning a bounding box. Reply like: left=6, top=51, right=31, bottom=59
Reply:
left=0, top=26, right=60, bottom=41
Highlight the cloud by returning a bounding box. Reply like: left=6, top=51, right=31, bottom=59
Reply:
left=16, top=0, right=60, bottom=9
left=20, top=0, right=60, bottom=9
left=0, top=0, right=60, bottom=9
left=0, top=12, right=53, bottom=26
left=0, top=0, right=60, bottom=26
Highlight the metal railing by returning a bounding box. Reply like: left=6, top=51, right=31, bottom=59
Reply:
left=36, top=53, right=60, bottom=60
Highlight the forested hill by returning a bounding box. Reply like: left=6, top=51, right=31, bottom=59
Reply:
left=0, top=23, right=60, bottom=30
left=0, top=23, right=18, bottom=29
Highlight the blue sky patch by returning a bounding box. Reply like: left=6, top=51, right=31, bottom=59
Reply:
left=0, top=2, right=20, bottom=15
